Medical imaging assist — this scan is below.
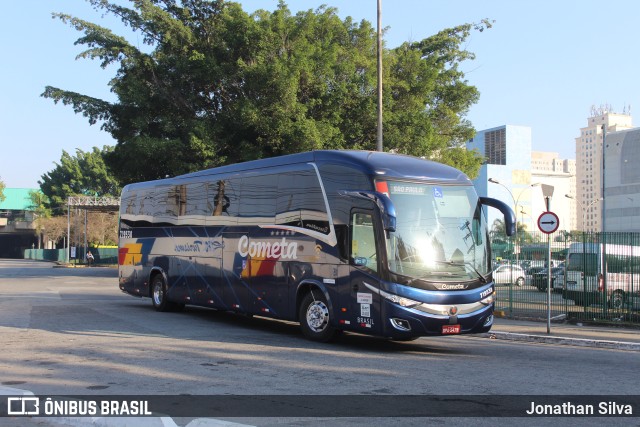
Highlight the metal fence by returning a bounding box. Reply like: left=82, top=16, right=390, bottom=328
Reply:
left=490, top=231, right=640, bottom=327
left=24, top=247, right=118, bottom=265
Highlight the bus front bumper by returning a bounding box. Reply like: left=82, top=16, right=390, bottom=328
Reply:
left=380, top=299, right=494, bottom=339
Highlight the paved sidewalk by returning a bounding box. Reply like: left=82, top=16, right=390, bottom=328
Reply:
left=488, top=317, right=640, bottom=351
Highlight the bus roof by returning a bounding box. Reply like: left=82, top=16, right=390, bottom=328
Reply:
left=124, top=150, right=472, bottom=189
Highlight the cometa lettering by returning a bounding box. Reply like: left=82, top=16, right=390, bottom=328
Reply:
left=238, top=235, right=298, bottom=259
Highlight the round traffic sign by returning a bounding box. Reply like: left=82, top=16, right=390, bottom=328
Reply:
left=537, top=211, right=560, bottom=234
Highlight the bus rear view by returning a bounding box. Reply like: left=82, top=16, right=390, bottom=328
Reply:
left=118, top=150, right=515, bottom=342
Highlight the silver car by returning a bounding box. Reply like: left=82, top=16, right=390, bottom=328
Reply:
left=493, top=264, right=526, bottom=286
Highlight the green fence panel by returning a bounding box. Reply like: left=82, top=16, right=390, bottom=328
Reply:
left=491, top=231, right=640, bottom=326
left=24, top=247, right=118, bottom=265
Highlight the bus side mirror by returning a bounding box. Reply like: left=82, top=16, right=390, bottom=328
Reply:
left=338, top=190, right=397, bottom=233
left=479, top=197, right=516, bottom=236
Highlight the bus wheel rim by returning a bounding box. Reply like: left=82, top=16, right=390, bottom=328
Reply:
left=153, top=282, right=163, bottom=305
left=307, top=301, right=329, bottom=332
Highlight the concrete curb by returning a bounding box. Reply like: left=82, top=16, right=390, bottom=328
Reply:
left=484, top=331, right=640, bottom=351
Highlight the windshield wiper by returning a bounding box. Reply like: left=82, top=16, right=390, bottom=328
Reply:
left=404, top=260, right=488, bottom=285
left=430, top=260, right=488, bottom=284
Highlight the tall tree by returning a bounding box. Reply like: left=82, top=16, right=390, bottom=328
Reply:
left=39, top=146, right=120, bottom=210
left=43, top=0, right=489, bottom=184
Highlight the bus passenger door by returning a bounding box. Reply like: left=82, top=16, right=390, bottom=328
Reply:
left=190, top=249, right=225, bottom=308
left=347, top=211, right=382, bottom=335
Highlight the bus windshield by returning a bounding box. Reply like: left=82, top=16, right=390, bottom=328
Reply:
left=382, top=180, right=490, bottom=283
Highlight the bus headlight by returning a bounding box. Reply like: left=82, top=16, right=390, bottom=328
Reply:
left=379, top=289, right=421, bottom=308
left=480, top=293, right=494, bottom=306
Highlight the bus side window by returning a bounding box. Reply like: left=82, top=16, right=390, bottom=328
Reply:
left=351, top=212, right=377, bottom=272
left=239, top=175, right=278, bottom=224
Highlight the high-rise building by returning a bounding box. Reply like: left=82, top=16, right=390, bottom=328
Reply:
left=575, top=106, right=633, bottom=231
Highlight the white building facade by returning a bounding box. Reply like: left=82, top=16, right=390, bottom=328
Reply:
left=468, top=125, right=574, bottom=234
left=530, top=152, right=575, bottom=232
left=575, top=108, right=633, bottom=231
left=467, top=125, right=536, bottom=231
left=603, top=127, right=640, bottom=232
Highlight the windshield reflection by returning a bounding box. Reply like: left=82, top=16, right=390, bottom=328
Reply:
left=382, top=181, right=490, bottom=283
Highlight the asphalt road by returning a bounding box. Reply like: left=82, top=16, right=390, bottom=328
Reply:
left=0, top=259, right=637, bottom=426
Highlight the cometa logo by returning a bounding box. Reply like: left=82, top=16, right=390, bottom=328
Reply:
left=238, top=235, right=298, bottom=260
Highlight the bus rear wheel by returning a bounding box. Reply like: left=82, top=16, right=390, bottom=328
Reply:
left=299, top=290, right=336, bottom=342
left=151, top=274, right=184, bottom=312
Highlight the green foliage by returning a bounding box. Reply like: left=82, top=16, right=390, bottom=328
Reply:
left=39, top=146, right=121, bottom=210
left=28, top=190, right=52, bottom=218
left=43, top=0, right=491, bottom=184
left=0, top=177, right=5, bottom=203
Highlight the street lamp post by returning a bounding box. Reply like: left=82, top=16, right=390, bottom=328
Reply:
left=602, top=124, right=607, bottom=232
left=488, top=178, right=540, bottom=266
left=519, top=208, right=532, bottom=227
left=564, top=194, right=602, bottom=232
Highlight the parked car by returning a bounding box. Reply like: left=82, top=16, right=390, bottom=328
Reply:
left=552, top=271, right=566, bottom=293
left=525, top=265, right=545, bottom=276
left=493, top=264, right=526, bottom=286
left=524, top=266, right=545, bottom=286
left=532, top=267, right=565, bottom=292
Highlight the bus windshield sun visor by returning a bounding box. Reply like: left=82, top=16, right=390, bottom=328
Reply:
left=479, top=196, right=516, bottom=236
left=338, top=190, right=396, bottom=232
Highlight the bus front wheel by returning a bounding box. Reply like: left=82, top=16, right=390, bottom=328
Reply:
left=299, top=290, right=336, bottom=342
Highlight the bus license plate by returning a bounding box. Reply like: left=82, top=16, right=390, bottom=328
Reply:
left=442, top=325, right=460, bottom=335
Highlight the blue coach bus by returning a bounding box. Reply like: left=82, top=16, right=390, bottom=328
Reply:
left=118, top=150, right=515, bottom=341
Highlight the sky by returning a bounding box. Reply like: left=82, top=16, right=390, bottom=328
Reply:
left=1, top=0, right=639, bottom=189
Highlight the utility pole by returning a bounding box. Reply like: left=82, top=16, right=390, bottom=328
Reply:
left=376, top=0, right=383, bottom=152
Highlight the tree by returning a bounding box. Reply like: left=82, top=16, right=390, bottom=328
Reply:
left=40, top=216, right=68, bottom=248
left=88, top=212, right=118, bottom=246
left=43, top=0, right=490, bottom=184
left=0, top=177, right=5, bottom=203
left=28, top=190, right=52, bottom=249
left=491, top=218, right=506, bottom=235
left=39, top=146, right=120, bottom=210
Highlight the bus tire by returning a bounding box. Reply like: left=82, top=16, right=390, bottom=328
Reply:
left=608, top=291, right=625, bottom=310
left=299, top=290, right=336, bottom=342
left=151, top=274, right=184, bottom=312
